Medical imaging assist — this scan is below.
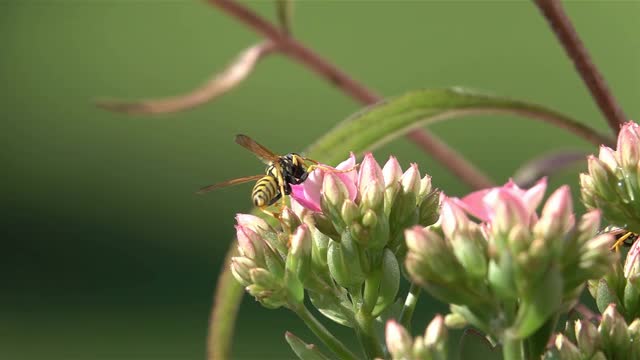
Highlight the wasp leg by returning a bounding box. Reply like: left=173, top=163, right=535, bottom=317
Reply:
left=306, top=163, right=359, bottom=175
left=611, top=231, right=634, bottom=250
left=258, top=205, right=280, bottom=219
left=273, top=164, right=288, bottom=214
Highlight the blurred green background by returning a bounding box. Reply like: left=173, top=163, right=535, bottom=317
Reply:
left=2, top=1, right=639, bottom=359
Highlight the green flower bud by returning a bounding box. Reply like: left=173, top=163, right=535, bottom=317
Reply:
left=230, top=256, right=257, bottom=286
left=340, top=199, right=359, bottom=225
left=418, top=189, right=439, bottom=227
left=362, top=209, right=378, bottom=228
left=287, top=225, right=312, bottom=284
left=575, top=319, right=600, bottom=357
left=418, top=175, right=433, bottom=199
left=554, top=334, right=581, bottom=360
left=361, top=181, right=384, bottom=211
left=312, top=212, right=339, bottom=240
left=280, top=207, right=301, bottom=234
left=449, top=226, right=488, bottom=282
left=444, top=312, right=468, bottom=329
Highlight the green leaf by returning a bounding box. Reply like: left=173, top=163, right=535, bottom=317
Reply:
left=285, top=331, right=332, bottom=360
left=306, top=88, right=611, bottom=163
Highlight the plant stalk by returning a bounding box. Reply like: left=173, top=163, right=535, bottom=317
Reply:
left=399, top=282, right=421, bottom=330
left=293, top=304, right=359, bottom=360
left=502, top=335, right=525, bottom=360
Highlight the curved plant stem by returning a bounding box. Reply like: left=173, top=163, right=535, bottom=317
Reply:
left=533, top=0, right=627, bottom=133
left=292, top=304, right=359, bottom=360
left=399, top=282, right=421, bottom=331
left=355, top=310, right=385, bottom=360
left=502, top=335, right=525, bottom=360
left=207, top=0, right=492, bottom=191
left=207, top=248, right=243, bottom=360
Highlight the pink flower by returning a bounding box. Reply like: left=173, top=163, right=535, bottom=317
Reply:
left=291, top=153, right=357, bottom=212
left=452, top=178, right=547, bottom=223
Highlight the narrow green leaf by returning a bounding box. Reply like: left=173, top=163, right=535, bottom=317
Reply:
left=285, top=331, right=332, bottom=360
left=307, top=88, right=611, bottom=163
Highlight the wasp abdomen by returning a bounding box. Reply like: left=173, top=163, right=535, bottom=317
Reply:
left=252, top=175, right=279, bottom=207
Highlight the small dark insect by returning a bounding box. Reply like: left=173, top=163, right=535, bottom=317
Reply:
left=601, top=225, right=638, bottom=250
left=198, top=134, right=326, bottom=217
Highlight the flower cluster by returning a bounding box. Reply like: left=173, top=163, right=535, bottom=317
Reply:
left=385, top=316, right=448, bottom=360
left=589, top=238, right=640, bottom=322
left=546, top=304, right=640, bottom=359
left=405, top=179, right=617, bottom=348
left=231, top=154, right=440, bottom=359
left=581, top=121, right=640, bottom=233
left=231, top=211, right=310, bottom=309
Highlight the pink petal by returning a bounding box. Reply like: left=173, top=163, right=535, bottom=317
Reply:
left=455, top=189, right=492, bottom=222
left=291, top=184, right=322, bottom=212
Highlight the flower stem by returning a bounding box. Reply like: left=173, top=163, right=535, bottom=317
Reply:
left=399, top=282, right=421, bottom=330
left=533, top=0, right=627, bottom=133
left=502, top=335, right=524, bottom=360
left=292, top=304, right=359, bottom=360
left=355, top=310, right=385, bottom=359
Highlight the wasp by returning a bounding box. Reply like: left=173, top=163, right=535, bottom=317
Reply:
left=602, top=225, right=638, bottom=250
left=198, top=134, right=328, bottom=217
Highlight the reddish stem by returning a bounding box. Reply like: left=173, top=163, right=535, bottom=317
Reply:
left=533, top=0, right=627, bottom=133
left=208, top=0, right=493, bottom=189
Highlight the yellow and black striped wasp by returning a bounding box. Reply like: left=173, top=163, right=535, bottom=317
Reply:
left=198, top=134, right=323, bottom=217
left=602, top=225, right=639, bottom=250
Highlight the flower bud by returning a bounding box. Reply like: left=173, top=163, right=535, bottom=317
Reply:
left=361, top=181, right=384, bottom=211
left=230, top=257, right=257, bottom=286
left=600, top=304, right=631, bottom=356
left=383, top=156, right=403, bottom=187
left=624, top=237, right=640, bottom=279
left=340, top=199, right=359, bottom=225
left=236, top=225, right=258, bottom=259
left=312, top=212, right=339, bottom=239
left=575, top=319, right=600, bottom=357
left=322, top=172, right=349, bottom=209
left=587, top=155, right=619, bottom=201
left=424, top=314, right=447, bottom=347
left=444, top=313, right=467, bottom=329
left=236, top=213, right=272, bottom=233
left=405, top=226, right=464, bottom=285
left=287, top=225, right=312, bottom=284
left=597, top=145, right=618, bottom=170
left=418, top=190, right=440, bottom=227
left=358, top=153, right=384, bottom=196
left=554, top=334, right=581, bottom=360
left=535, top=186, right=573, bottom=240
left=449, top=227, right=488, bottom=282
left=385, top=320, right=412, bottom=359
left=418, top=175, right=432, bottom=199
left=362, top=209, right=378, bottom=228
left=441, top=197, right=471, bottom=240
left=280, top=207, right=301, bottom=234
left=401, top=163, right=421, bottom=195
left=617, top=122, right=640, bottom=170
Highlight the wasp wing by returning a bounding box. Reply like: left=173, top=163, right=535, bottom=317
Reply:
left=235, top=134, right=280, bottom=164
left=197, top=174, right=264, bottom=194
